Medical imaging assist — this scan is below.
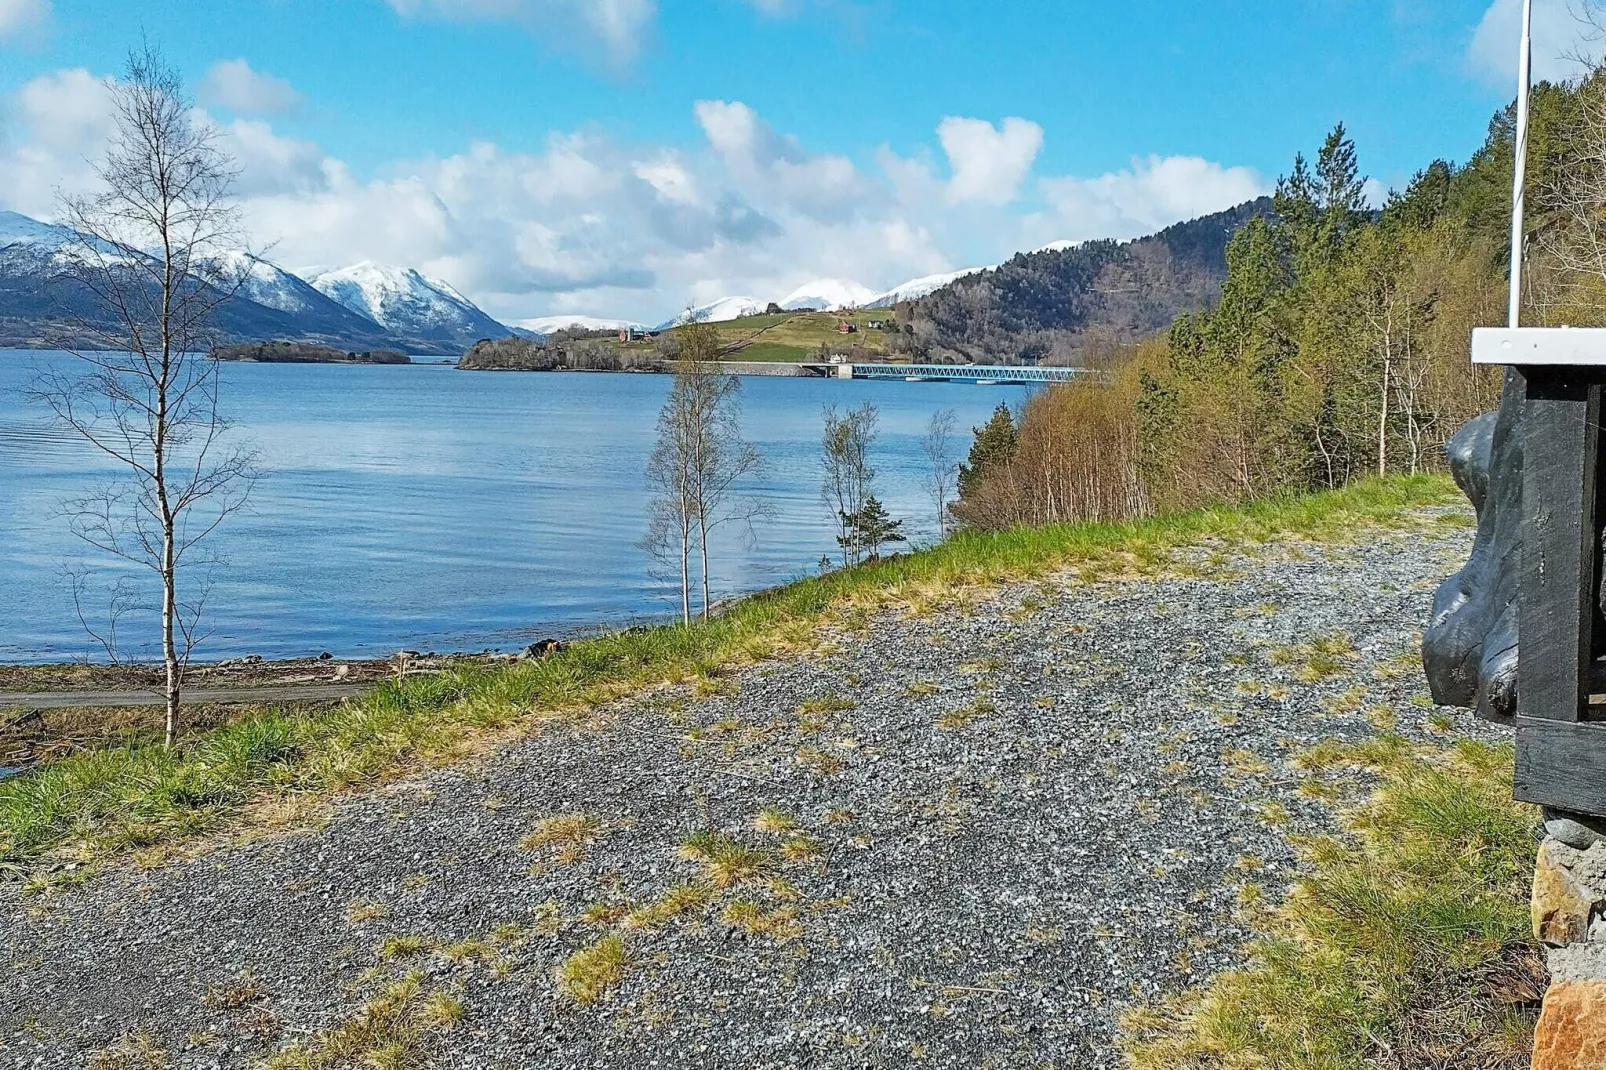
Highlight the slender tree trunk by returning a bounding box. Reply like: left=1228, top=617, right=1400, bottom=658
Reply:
left=1377, top=342, right=1391, bottom=478
left=679, top=514, right=691, bottom=625
left=698, top=512, right=711, bottom=618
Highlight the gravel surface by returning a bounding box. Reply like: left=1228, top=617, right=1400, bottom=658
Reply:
left=0, top=518, right=1506, bottom=1069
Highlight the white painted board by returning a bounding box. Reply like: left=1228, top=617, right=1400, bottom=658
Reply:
left=1472, top=327, right=1606, bottom=366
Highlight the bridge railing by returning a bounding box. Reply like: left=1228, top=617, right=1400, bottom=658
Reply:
left=845, top=363, right=1085, bottom=382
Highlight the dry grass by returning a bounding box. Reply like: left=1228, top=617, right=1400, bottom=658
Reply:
left=679, top=830, right=773, bottom=887
left=557, top=934, right=628, bottom=1004
left=752, top=807, right=797, bottom=834
left=263, top=972, right=462, bottom=1069
left=377, top=935, right=436, bottom=960
left=722, top=900, right=803, bottom=941
left=937, top=698, right=996, bottom=730
left=1270, top=633, right=1358, bottom=684
left=622, top=883, right=711, bottom=930
left=344, top=901, right=390, bottom=924
left=520, top=813, right=603, bottom=864
left=87, top=1031, right=168, bottom=1070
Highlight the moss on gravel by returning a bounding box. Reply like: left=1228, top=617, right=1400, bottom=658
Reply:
left=0, top=473, right=1458, bottom=875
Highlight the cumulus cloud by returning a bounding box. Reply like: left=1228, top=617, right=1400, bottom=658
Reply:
left=938, top=116, right=1044, bottom=205
left=1469, top=0, right=1601, bottom=84
left=1031, top=155, right=1267, bottom=243
left=0, top=68, right=114, bottom=215
left=0, top=0, right=50, bottom=41
left=383, top=0, right=656, bottom=55
left=0, top=70, right=1265, bottom=325
left=695, top=100, right=872, bottom=222
left=201, top=59, right=302, bottom=115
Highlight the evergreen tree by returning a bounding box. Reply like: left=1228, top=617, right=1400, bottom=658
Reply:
left=957, top=403, right=1017, bottom=499
left=841, top=497, right=906, bottom=561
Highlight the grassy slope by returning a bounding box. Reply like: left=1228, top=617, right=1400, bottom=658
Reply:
left=621, top=310, right=899, bottom=362
left=0, top=474, right=1460, bottom=877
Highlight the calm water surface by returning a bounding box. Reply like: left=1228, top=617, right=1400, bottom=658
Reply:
left=0, top=352, right=1022, bottom=662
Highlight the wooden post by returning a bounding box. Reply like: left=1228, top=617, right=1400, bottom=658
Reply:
left=1474, top=330, right=1606, bottom=817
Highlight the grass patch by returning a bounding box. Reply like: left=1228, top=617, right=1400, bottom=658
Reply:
left=722, top=900, right=803, bottom=941
left=623, top=882, right=711, bottom=930
left=938, top=698, right=996, bottom=730
left=1123, top=738, right=1541, bottom=1070
left=679, top=829, right=773, bottom=887
left=520, top=813, right=603, bottom=863
left=752, top=806, right=797, bottom=834
left=557, top=934, right=628, bottom=1004
left=1271, top=632, right=1358, bottom=683
left=264, top=971, right=461, bottom=1069
left=0, top=474, right=1458, bottom=874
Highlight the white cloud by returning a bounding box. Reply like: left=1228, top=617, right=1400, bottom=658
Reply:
left=938, top=116, right=1044, bottom=205
left=0, top=68, right=114, bottom=215
left=0, top=0, right=50, bottom=41
left=1469, top=0, right=1600, bottom=84
left=0, top=70, right=1264, bottom=326
left=1031, top=155, right=1267, bottom=244
left=201, top=59, right=302, bottom=115
left=383, top=0, right=656, bottom=55
left=694, top=100, right=872, bottom=223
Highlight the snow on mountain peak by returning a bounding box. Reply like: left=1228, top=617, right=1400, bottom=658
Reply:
left=660, top=296, right=769, bottom=330
left=779, top=278, right=878, bottom=312
left=310, top=261, right=510, bottom=348
left=0, top=211, right=77, bottom=249
left=515, top=315, right=649, bottom=337
left=865, top=267, right=990, bottom=308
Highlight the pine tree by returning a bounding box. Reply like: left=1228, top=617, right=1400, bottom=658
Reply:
left=842, top=497, right=906, bottom=561
left=957, top=403, right=1017, bottom=499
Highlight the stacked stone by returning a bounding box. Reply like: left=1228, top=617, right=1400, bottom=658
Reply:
left=1533, top=810, right=1606, bottom=1069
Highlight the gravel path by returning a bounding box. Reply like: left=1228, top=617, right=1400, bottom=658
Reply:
left=0, top=518, right=1502, bottom=1069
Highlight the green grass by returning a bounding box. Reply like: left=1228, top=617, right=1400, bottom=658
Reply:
left=728, top=341, right=810, bottom=362
left=0, top=473, right=1459, bottom=873
left=1123, top=737, right=1541, bottom=1069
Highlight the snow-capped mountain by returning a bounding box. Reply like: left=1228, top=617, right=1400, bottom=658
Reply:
left=866, top=267, right=991, bottom=308
left=0, top=210, right=78, bottom=250
left=779, top=278, right=878, bottom=312
left=202, top=251, right=400, bottom=343
left=311, top=262, right=511, bottom=353
left=659, top=296, right=769, bottom=329
left=515, top=315, right=649, bottom=337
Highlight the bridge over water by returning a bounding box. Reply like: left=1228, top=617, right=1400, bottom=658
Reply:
left=822, top=362, right=1086, bottom=384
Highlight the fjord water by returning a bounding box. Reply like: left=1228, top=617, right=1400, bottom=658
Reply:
left=0, top=352, right=1018, bottom=662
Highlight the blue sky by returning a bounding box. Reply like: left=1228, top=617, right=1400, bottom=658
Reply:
left=0, top=0, right=1588, bottom=323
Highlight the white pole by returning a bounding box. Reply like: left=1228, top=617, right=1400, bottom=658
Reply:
left=1509, top=0, right=1534, bottom=328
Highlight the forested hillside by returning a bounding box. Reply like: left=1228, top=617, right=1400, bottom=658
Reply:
left=953, top=71, right=1606, bottom=528
left=905, top=199, right=1271, bottom=364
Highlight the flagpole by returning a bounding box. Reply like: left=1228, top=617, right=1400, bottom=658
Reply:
left=1509, top=0, right=1534, bottom=328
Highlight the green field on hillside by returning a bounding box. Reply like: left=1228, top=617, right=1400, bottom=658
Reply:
left=621, top=308, right=902, bottom=362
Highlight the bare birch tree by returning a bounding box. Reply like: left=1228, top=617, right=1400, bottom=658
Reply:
left=29, top=46, right=257, bottom=746
left=643, top=324, right=765, bottom=622
left=820, top=402, right=879, bottom=566
left=918, top=408, right=958, bottom=540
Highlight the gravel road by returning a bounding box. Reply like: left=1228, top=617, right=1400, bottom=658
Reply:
left=0, top=517, right=1502, bottom=1069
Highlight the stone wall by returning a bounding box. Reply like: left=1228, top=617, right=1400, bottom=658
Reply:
left=1533, top=811, right=1606, bottom=1069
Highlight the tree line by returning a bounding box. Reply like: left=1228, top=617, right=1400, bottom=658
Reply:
left=950, top=66, right=1606, bottom=528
